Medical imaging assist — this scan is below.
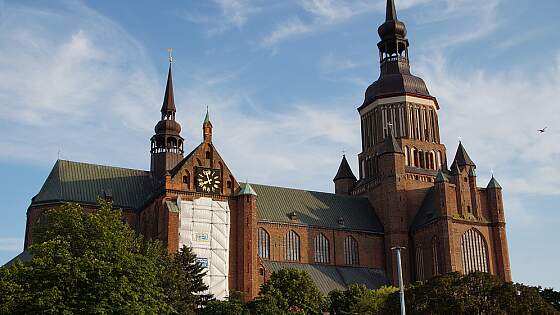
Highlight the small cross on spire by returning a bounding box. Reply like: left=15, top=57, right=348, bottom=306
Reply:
left=342, top=149, right=346, bottom=156
left=167, top=48, right=173, bottom=63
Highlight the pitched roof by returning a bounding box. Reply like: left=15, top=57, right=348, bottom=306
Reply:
left=453, top=142, right=476, bottom=167
left=379, top=130, right=403, bottom=155
left=169, top=143, right=202, bottom=176
left=333, top=155, right=356, bottom=181
left=410, top=188, right=437, bottom=231
left=2, top=251, right=32, bottom=268
left=487, top=176, right=502, bottom=189
left=251, top=184, right=383, bottom=233
left=263, top=261, right=389, bottom=295
left=32, top=160, right=159, bottom=210
left=237, top=182, right=257, bottom=196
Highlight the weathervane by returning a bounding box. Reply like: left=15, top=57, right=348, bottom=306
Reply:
left=167, top=48, right=173, bottom=63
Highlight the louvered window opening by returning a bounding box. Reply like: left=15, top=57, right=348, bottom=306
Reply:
left=285, top=230, right=300, bottom=261
left=461, top=229, right=489, bottom=274
left=416, top=246, right=425, bottom=281
left=432, top=237, right=439, bottom=275
left=314, top=233, right=330, bottom=264
left=258, top=228, right=270, bottom=259
left=344, top=236, right=359, bottom=265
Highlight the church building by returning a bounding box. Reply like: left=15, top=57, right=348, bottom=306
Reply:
left=17, top=0, right=511, bottom=300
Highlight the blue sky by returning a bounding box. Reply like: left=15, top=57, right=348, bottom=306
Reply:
left=1, top=0, right=559, bottom=289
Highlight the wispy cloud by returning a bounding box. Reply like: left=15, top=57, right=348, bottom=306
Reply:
left=181, top=0, right=261, bottom=34
left=0, top=238, right=22, bottom=252
left=0, top=1, right=160, bottom=169
left=416, top=51, right=560, bottom=199
left=261, top=17, right=312, bottom=48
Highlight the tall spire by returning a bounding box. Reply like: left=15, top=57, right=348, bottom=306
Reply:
left=203, top=106, right=213, bottom=143
left=386, top=0, right=397, bottom=21
left=161, top=65, right=176, bottom=115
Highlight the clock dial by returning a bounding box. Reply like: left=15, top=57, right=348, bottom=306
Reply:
left=195, top=167, right=222, bottom=194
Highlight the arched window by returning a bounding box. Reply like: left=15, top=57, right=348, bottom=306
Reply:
left=258, top=228, right=270, bottom=259
left=314, top=233, right=330, bottom=263
left=461, top=229, right=489, bottom=274
left=285, top=230, right=300, bottom=261
left=416, top=245, right=425, bottom=281
left=410, top=147, right=417, bottom=167
left=432, top=236, right=440, bottom=275
left=404, top=146, right=410, bottom=166
left=437, top=151, right=443, bottom=170
left=344, top=236, right=359, bottom=265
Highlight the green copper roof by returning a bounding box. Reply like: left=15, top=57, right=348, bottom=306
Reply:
left=32, top=160, right=159, bottom=210
left=204, top=107, right=211, bottom=124
left=252, top=184, right=383, bottom=233
left=263, top=261, right=388, bottom=295
left=237, top=182, right=257, bottom=196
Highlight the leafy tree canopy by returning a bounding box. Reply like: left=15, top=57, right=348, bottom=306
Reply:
left=0, top=201, right=209, bottom=314
left=381, top=272, right=558, bottom=315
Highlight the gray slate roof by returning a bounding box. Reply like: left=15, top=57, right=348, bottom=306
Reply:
left=252, top=184, right=383, bottom=233
left=263, top=261, right=389, bottom=295
left=32, top=160, right=158, bottom=210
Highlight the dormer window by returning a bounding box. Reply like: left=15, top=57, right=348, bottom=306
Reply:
left=337, top=217, right=345, bottom=226
left=288, top=212, right=297, bottom=220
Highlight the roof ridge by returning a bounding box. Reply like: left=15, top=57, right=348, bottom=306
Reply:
left=250, top=183, right=368, bottom=199
left=57, top=159, right=149, bottom=173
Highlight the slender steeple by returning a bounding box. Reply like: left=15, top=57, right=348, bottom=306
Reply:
left=386, top=0, right=398, bottom=22
left=150, top=56, right=184, bottom=180
left=203, top=106, right=213, bottom=143
left=161, top=65, right=177, bottom=116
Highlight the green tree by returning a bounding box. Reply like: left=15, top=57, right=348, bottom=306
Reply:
left=199, top=293, right=248, bottom=315
left=381, top=272, right=557, bottom=315
left=328, top=284, right=397, bottom=315
left=535, top=286, right=560, bottom=311
left=255, top=268, right=324, bottom=315
left=0, top=201, right=210, bottom=314
left=162, top=245, right=210, bottom=314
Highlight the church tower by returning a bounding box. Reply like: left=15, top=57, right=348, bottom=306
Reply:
left=357, top=0, right=447, bottom=182
left=150, top=64, right=184, bottom=179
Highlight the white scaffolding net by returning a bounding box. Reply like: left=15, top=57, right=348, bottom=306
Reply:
left=178, top=197, right=230, bottom=300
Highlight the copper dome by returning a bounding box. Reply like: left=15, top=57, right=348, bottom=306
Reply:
left=155, top=119, right=181, bottom=134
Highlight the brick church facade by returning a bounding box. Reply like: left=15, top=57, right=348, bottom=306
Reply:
left=17, top=0, right=511, bottom=300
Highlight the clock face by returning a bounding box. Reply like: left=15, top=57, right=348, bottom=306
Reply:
left=196, top=167, right=222, bottom=194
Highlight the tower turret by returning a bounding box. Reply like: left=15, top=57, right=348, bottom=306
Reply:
left=150, top=64, right=184, bottom=180
left=333, top=155, right=357, bottom=195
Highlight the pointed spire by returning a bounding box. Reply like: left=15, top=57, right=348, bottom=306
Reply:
left=237, top=182, right=257, bottom=196
left=379, top=128, right=403, bottom=155
left=204, top=106, right=211, bottom=125
left=435, top=170, right=447, bottom=183
left=161, top=65, right=176, bottom=113
left=334, top=155, right=357, bottom=181
left=386, top=0, right=397, bottom=21
left=487, top=176, right=502, bottom=189
left=453, top=141, right=476, bottom=168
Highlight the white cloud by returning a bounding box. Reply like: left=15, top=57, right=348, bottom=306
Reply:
left=182, top=0, right=261, bottom=34
left=416, top=51, right=560, bottom=197
left=0, top=238, right=23, bottom=252
left=261, top=18, right=312, bottom=48
left=0, top=1, right=160, bottom=169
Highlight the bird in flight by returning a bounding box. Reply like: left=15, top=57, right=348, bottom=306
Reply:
left=538, top=127, right=547, bottom=133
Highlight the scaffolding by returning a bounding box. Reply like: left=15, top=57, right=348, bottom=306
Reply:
left=178, top=197, right=231, bottom=300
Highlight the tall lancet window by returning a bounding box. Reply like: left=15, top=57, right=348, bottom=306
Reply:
left=416, top=245, right=425, bottom=281
left=344, top=236, right=359, bottom=265
left=285, top=230, right=300, bottom=261
left=258, top=228, right=270, bottom=259
left=314, top=233, right=330, bottom=264
left=432, top=236, right=440, bottom=275
left=461, top=229, right=489, bottom=274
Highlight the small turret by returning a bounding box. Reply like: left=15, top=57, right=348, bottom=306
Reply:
left=333, top=155, right=357, bottom=195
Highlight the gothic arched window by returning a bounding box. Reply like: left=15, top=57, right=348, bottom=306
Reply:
left=404, top=146, right=410, bottom=166
left=285, top=230, right=300, bottom=261
left=344, top=236, right=359, bottom=265
left=432, top=236, right=440, bottom=275
left=416, top=245, right=425, bottom=281
left=258, top=228, right=270, bottom=259
left=314, top=233, right=330, bottom=264
left=461, top=229, right=489, bottom=274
